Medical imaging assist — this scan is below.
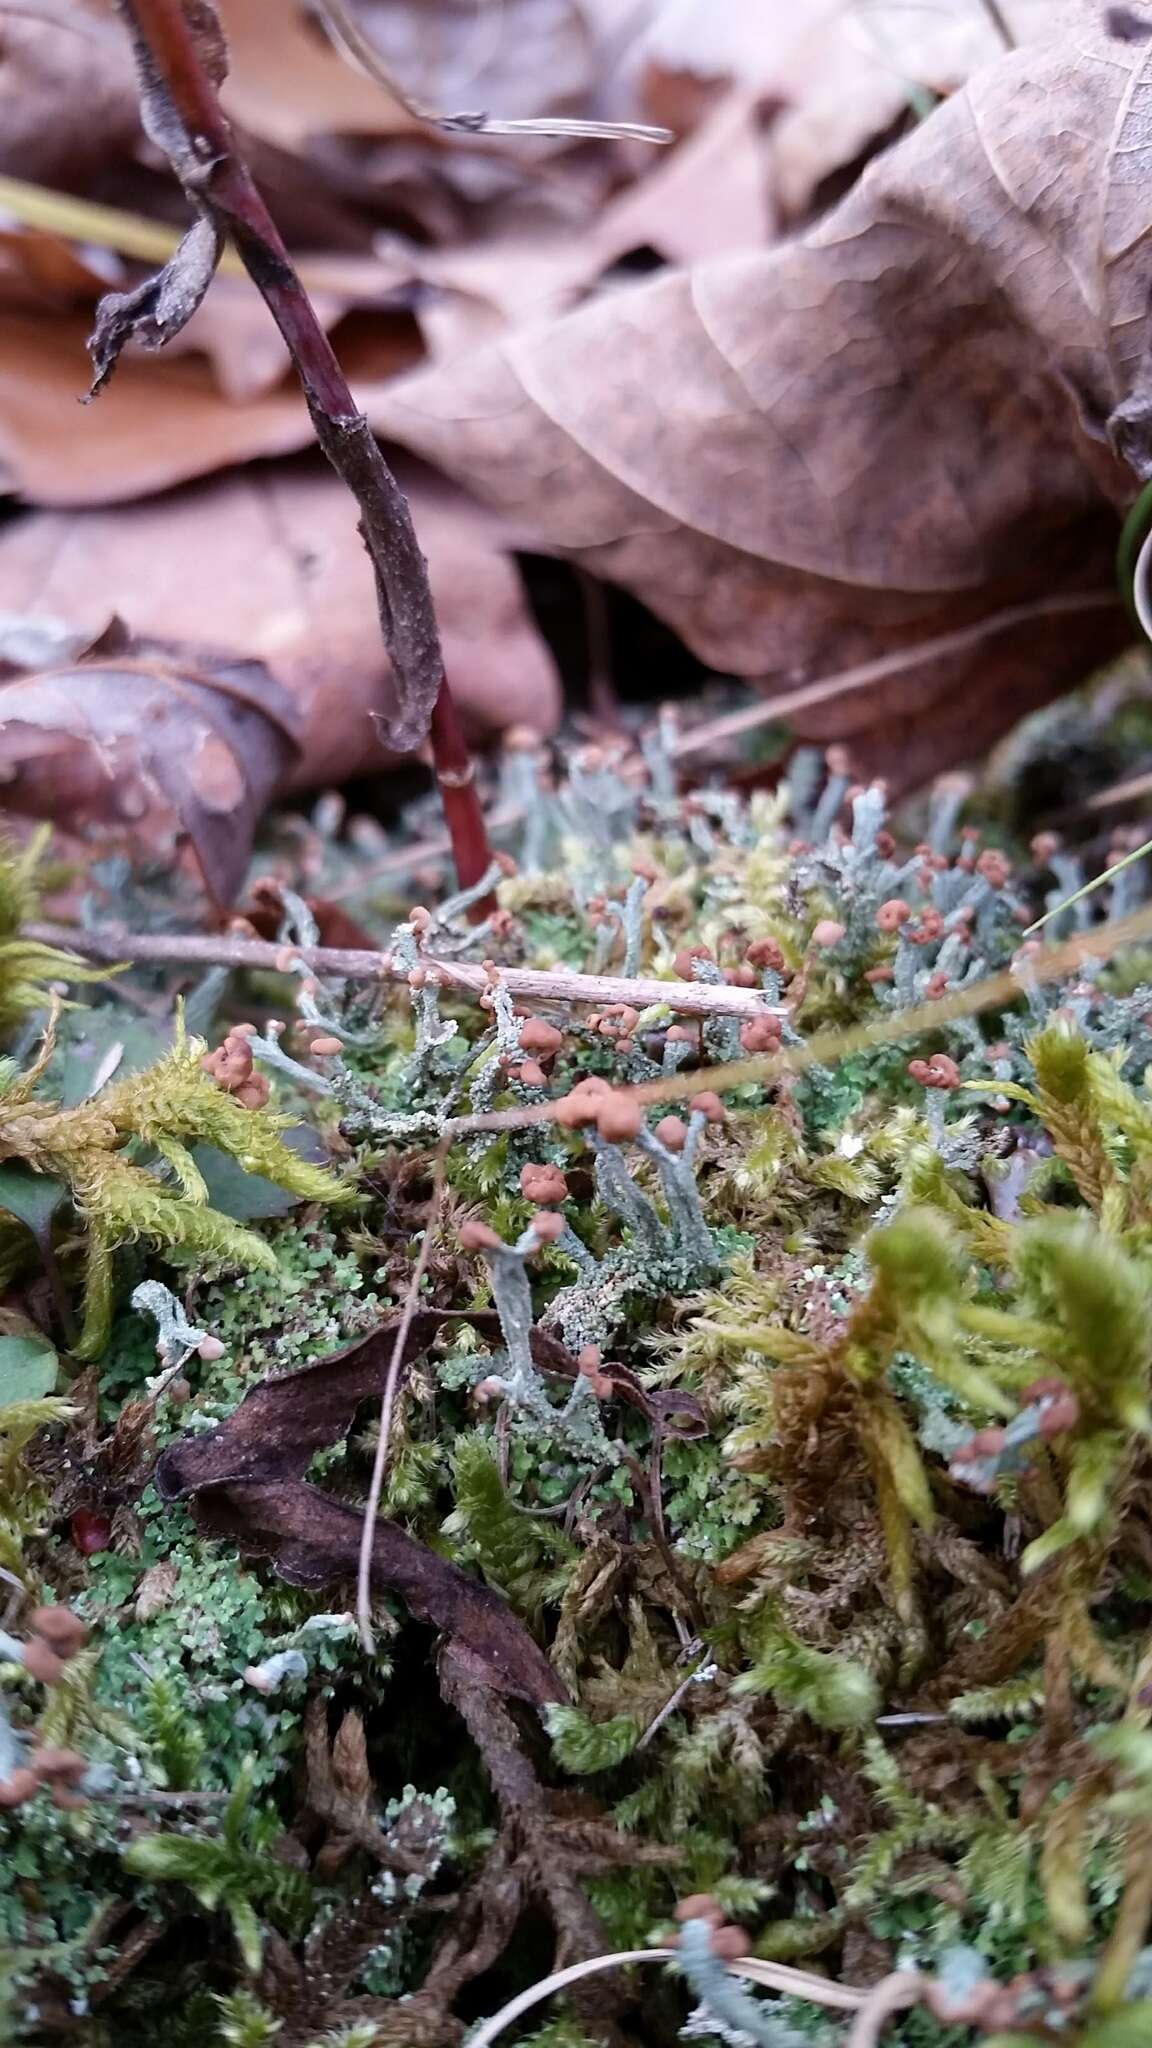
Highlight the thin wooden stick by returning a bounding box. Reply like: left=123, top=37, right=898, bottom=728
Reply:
left=25, top=922, right=781, bottom=1020
left=434, top=896, right=1152, bottom=1141
left=356, top=1141, right=448, bottom=1655
left=671, top=593, right=1119, bottom=764
left=108, top=0, right=493, bottom=897
left=464, top=1945, right=872, bottom=2047
left=976, top=0, right=1017, bottom=50
left=312, top=0, right=672, bottom=143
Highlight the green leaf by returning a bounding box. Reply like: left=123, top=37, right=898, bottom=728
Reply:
left=229, top=1897, right=264, bottom=1976
left=0, top=1333, right=58, bottom=1406
left=122, top=1833, right=226, bottom=1887
left=49, top=1009, right=172, bottom=1107
left=0, top=1161, right=66, bottom=1250
left=190, top=1127, right=326, bottom=1222
left=544, top=1704, right=640, bottom=1772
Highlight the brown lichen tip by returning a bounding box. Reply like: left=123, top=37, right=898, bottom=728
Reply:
left=689, top=1090, right=726, bottom=1124
left=673, top=945, right=713, bottom=980
left=20, top=1639, right=66, bottom=1686
left=739, top=1014, right=781, bottom=1054
left=810, top=919, right=846, bottom=950
left=31, top=1746, right=87, bottom=1786
left=529, top=1210, right=566, bottom=1244
left=575, top=1344, right=614, bottom=1399
left=594, top=1092, right=644, bottom=1143
left=745, top=935, right=786, bottom=973
left=1020, top=1377, right=1081, bottom=1437
left=552, top=1075, right=614, bottom=1128
left=201, top=1031, right=254, bottom=1090
left=519, top=1016, right=564, bottom=1057
left=28, top=1606, right=89, bottom=1658
left=976, top=848, right=1012, bottom=889
left=907, top=1054, right=961, bottom=1091
left=709, top=1925, right=752, bottom=1961
left=503, top=723, right=542, bottom=753
left=654, top=1114, right=688, bottom=1152
left=907, top=908, right=944, bottom=945
left=954, top=1426, right=1007, bottom=1468
left=674, top=1893, right=724, bottom=1927
left=0, top=1767, right=39, bottom=1808
left=459, top=1219, right=504, bottom=1253
left=875, top=897, right=910, bottom=934
left=520, top=1163, right=569, bottom=1205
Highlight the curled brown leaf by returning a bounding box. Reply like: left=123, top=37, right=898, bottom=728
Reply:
left=371, top=7, right=1138, bottom=782
left=154, top=1312, right=567, bottom=1707
left=0, top=619, right=300, bottom=904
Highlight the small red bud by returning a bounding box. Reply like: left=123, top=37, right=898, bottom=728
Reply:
left=70, top=1510, right=112, bottom=1557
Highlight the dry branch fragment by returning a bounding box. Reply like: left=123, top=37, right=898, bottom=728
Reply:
left=23, top=921, right=789, bottom=1020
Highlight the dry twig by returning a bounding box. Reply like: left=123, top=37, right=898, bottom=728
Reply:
left=24, top=922, right=784, bottom=1020
left=101, top=0, right=493, bottom=896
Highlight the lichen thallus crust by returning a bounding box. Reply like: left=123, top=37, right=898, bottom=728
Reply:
left=3, top=728, right=1152, bottom=2045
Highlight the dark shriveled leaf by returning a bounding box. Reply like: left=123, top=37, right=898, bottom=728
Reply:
left=88, top=214, right=224, bottom=395
left=371, top=6, right=1143, bottom=783
left=0, top=623, right=301, bottom=905
left=155, top=1313, right=566, bottom=1707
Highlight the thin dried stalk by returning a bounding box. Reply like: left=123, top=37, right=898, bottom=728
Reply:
left=109, top=0, right=494, bottom=895
left=356, top=1145, right=448, bottom=1655
left=24, top=923, right=783, bottom=1020
left=463, top=1944, right=871, bottom=2047
left=313, top=0, right=672, bottom=143
left=672, top=592, right=1119, bottom=764
left=438, top=895, right=1152, bottom=1138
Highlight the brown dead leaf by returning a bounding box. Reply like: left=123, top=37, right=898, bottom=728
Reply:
left=0, top=230, right=125, bottom=316
left=0, top=311, right=311, bottom=504
left=0, top=458, right=562, bottom=807
left=370, top=8, right=1138, bottom=783
left=409, top=85, right=774, bottom=365
left=0, top=304, right=427, bottom=505
left=133, top=1558, right=179, bottom=1623
left=0, top=7, right=140, bottom=188
left=155, top=1313, right=566, bottom=1706
left=755, top=0, right=1057, bottom=229
left=216, top=0, right=593, bottom=151
left=215, top=0, right=421, bottom=147
left=0, top=620, right=301, bottom=904
left=347, top=0, right=595, bottom=131
left=604, top=0, right=1057, bottom=225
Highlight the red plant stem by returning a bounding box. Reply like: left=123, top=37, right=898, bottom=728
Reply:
left=114, top=0, right=493, bottom=899
left=427, top=686, right=492, bottom=898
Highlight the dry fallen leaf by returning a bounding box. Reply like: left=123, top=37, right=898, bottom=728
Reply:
left=214, top=0, right=420, bottom=147
left=348, top=0, right=596, bottom=129
left=370, top=5, right=1139, bottom=784
left=0, top=620, right=301, bottom=904
left=409, top=83, right=774, bottom=366
left=0, top=459, right=561, bottom=818
left=0, top=305, right=428, bottom=505
left=0, top=7, right=140, bottom=188
left=0, top=311, right=312, bottom=505
left=156, top=1311, right=567, bottom=1706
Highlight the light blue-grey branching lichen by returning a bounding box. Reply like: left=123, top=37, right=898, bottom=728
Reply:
left=462, top=1213, right=616, bottom=1465
left=15, top=680, right=1152, bottom=2043
left=674, top=1919, right=812, bottom=2047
